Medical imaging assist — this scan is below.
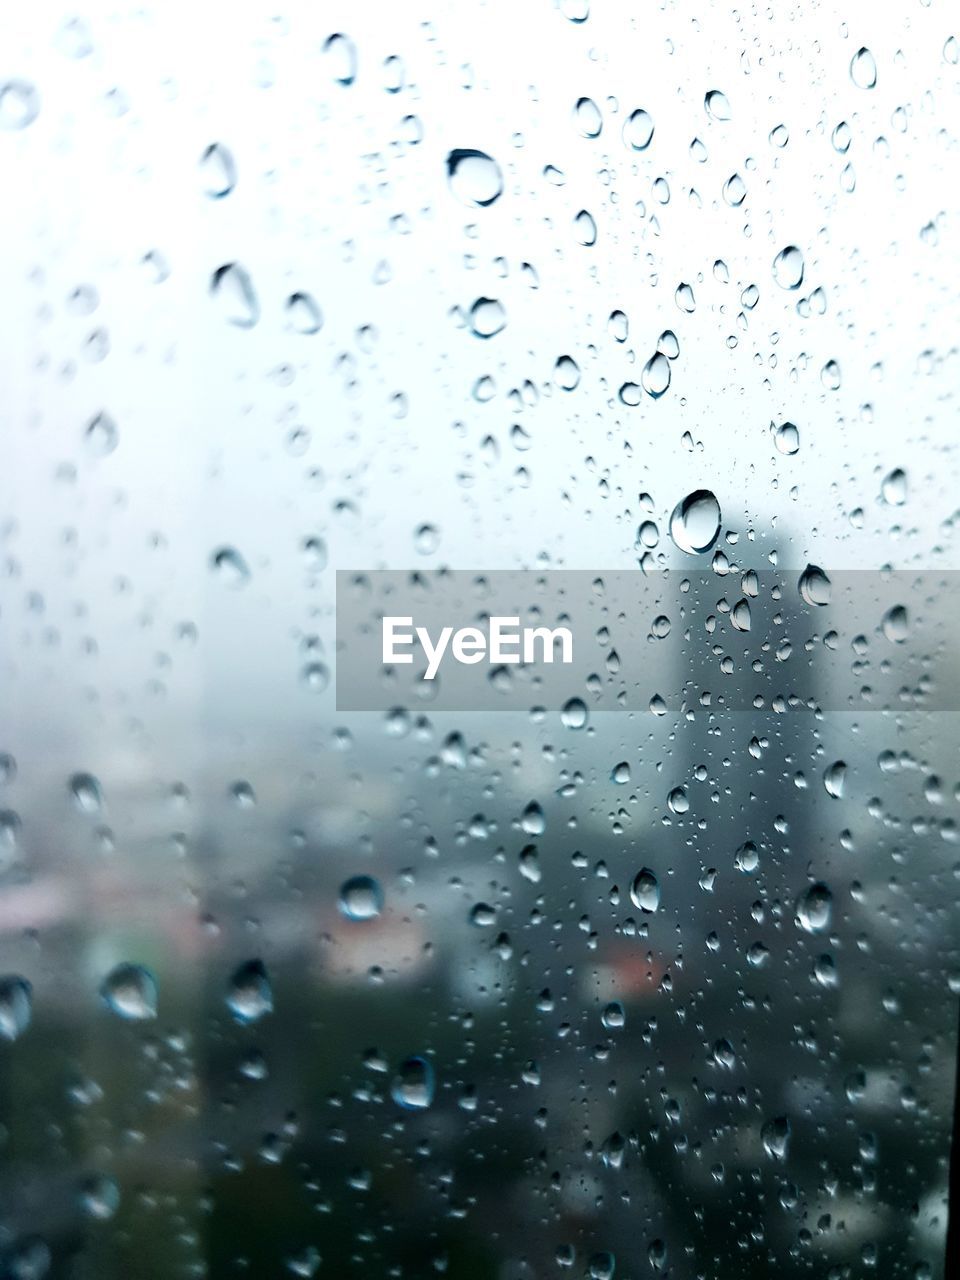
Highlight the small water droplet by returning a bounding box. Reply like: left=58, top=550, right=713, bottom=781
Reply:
left=773, top=245, right=805, bottom=290
left=84, top=412, right=118, bottom=458
left=210, top=263, right=260, bottom=328
left=211, top=546, right=251, bottom=587
left=0, top=80, right=40, bottom=130
left=630, top=868, right=661, bottom=913
left=70, top=773, right=103, bottom=814
left=573, top=208, right=597, bottom=245
left=669, top=490, right=721, bottom=555
left=391, top=1055, right=435, bottom=1109
left=339, top=875, right=383, bottom=921
left=446, top=149, right=503, bottom=207
left=80, top=1175, right=120, bottom=1221
left=622, top=108, right=654, bottom=150
left=199, top=142, right=237, bottom=198
left=850, top=46, right=877, bottom=90
left=798, top=564, right=831, bottom=607
left=285, top=291, right=323, bottom=334
left=0, top=976, right=32, bottom=1041
left=704, top=89, right=731, bottom=121
left=226, top=960, right=273, bottom=1024
left=101, top=964, right=157, bottom=1020
left=324, top=33, right=357, bottom=86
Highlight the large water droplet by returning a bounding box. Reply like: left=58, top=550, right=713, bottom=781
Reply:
left=468, top=296, right=506, bottom=338
left=285, top=291, right=323, bottom=334
left=761, top=1116, right=791, bottom=1160
left=0, top=80, right=39, bottom=130
left=574, top=209, right=597, bottom=245
left=80, top=1175, right=120, bottom=1220
left=772, top=245, right=805, bottom=290
left=630, top=868, right=660, bottom=913
left=881, top=605, right=909, bottom=643
left=391, top=1055, right=435, bottom=1109
left=773, top=422, right=799, bottom=455
left=850, top=46, right=877, bottom=90
left=323, top=33, right=358, bottom=86
left=200, top=142, right=237, bottom=198
left=0, top=976, right=32, bottom=1041
left=669, top=490, right=721, bottom=555
left=574, top=96, right=602, bottom=137
left=704, top=89, right=731, bottom=121
left=554, top=355, right=581, bottom=390
left=641, top=352, right=671, bottom=398
left=797, top=564, right=830, bottom=609
left=70, top=772, right=103, bottom=814
left=722, top=173, right=746, bottom=206
left=797, top=882, right=833, bottom=933
left=823, top=760, right=847, bottom=798
left=338, top=875, right=383, bottom=921
left=227, top=960, right=273, bottom=1024
left=210, top=263, right=260, bottom=328
left=446, top=149, right=503, bottom=207
left=101, top=964, right=157, bottom=1020
left=211, top=546, right=251, bottom=587
left=84, top=412, right=118, bottom=458
left=881, top=467, right=907, bottom=505
left=561, top=697, right=588, bottom=729
left=622, top=108, right=654, bottom=150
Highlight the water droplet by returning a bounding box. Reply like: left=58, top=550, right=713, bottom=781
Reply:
left=0, top=976, right=32, bottom=1041
left=226, top=960, right=273, bottom=1024
left=573, top=209, right=597, bottom=245
left=618, top=381, right=641, bottom=407
left=945, top=36, right=959, bottom=65
left=468, top=296, right=506, bottom=338
left=761, top=1116, right=791, bottom=1160
left=521, top=801, right=546, bottom=835
left=470, top=902, right=496, bottom=927
left=211, top=546, right=251, bottom=587
left=675, top=282, right=696, bottom=313
left=101, top=964, right=157, bottom=1020
left=210, top=263, right=260, bottom=328
left=824, top=760, right=847, bottom=798
left=667, top=786, right=689, bottom=814
left=669, top=490, right=721, bottom=555
left=731, top=598, right=752, bottom=632
left=391, top=1055, right=435, bottom=1109
left=832, top=122, right=852, bottom=154
left=338, top=875, right=383, bottom=921
left=446, top=149, right=503, bottom=207
left=323, top=33, right=357, bottom=86
left=301, top=662, right=329, bottom=693
left=770, top=123, right=789, bottom=148
left=774, top=422, right=799, bottom=455
left=622, top=108, right=654, bottom=151
left=561, top=697, right=588, bottom=729
left=80, top=1175, right=120, bottom=1221
left=881, top=604, right=909, bottom=643
left=285, top=291, right=323, bottom=334
left=850, top=46, right=877, bottom=90
left=641, top=352, right=671, bottom=398
left=560, top=0, right=590, bottom=20
left=200, top=142, right=237, bottom=198
left=630, top=868, right=660, bottom=914
left=601, top=1001, right=625, bottom=1029
left=821, top=359, right=842, bottom=390
left=611, top=761, right=631, bottom=785
left=554, top=355, right=581, bottom=391
left=414, top=523, right=440, bottom=555
left=797, top=882, right=833, bottom=933
left=713, top=1037, right=736, bottom=1068
left=772, top=245, right=805, bottom=290
left=735, top=841, right=759, bottom=873
left=0, top=80, right=39, bottom=130
left=657, top=329, right=680, bottom=359
left=70, top=772, right=103, bottom=814
left=608, top=309, right=628, bottom=341
left=574, top=96, right=602, bottom=137
left=704, top=89, right=731, bottom=121
left=881, top=467, right=907, bottom=505
left=798, top=564, right=831, bottom=607
left=84, top=412, right=118, bottom=458
left=722, top=173, right=746, bottom=206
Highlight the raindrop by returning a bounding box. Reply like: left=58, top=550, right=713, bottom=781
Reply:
left=554, top=355, right=581, bottom=391
left=521, top=802, right=545, bottom=835
left=881, top=467, right=907, bottom=505
left=573, top=209, right=597, bottom=245
left=211, top=546, right=251, bottom=587
left=722, top=173, right=746, bottom=206
left=832, top=122, right=852, bottom=154
left=772, top=245, right=805, bottom=290
left=618, top=382, right=641, bottom=407
left=824, top=761, right=847, bottom=798
left=210, top=263, right=260, bottom=328
left=798, top=564, right=831, bottom=607
left=324, top=33, right=357, bottom=86
left=446, top=149, right=503, bottom=207
left=608, top=309, right=628, bottom=341
left=226, top=960, right=273, bottom=1024
left=821, top=359, right=841, bottom=390
left=0, top=80, right=40, bottom=130
left=199, top=142, right=237, bottom=198
left=84, top=412, right=118, bottom=458
left=468, top=297, right=506, bottom=338
left=630, top=868, right=660, bottom=913
left=881, top=605, right=909, bottom=643
left=285, top=291, right=323, bottom=334
left=850, top=46, right=877, bottom=90
left=470, top=902, right=496, bottom=927
left=100, top=964, right=157, bottom=1020
left=611, top=761, right=631, bottom=785
left=797, top=882, right=833, bottom=933
left=0, top=976, right=32, bottom=1041
left=574, top=96, right=602, bottom=137
left=601, top=1001, right=625, bottom=1029
left=391, top=1055, right=435, bottom=1109
left=641, top=352, right=671, bottom=398
left=675, top=282, right=696, bottom=312
left=560, top=0, right=590, bottom=19
left=561, top=697, right=588, bottom=729
left=667, top=786, right=688, bottom=814
left=338, top=875, right=383, bottom=921
left=735, top=841, right=759, bottom=873
left=770, top=123, right=789, bottom=147
left=761, top=1116, right=791, bottom=1160
left=669, top=490, right=721, bottom=555
left=80, top=1175, right=120, bottom=1221
left=622, top=108, right=654, bottom=150
left=774, top=422, right=799, bottom=455
left=704, top=89, right=731, bottom=121
left=731, top=598, right=752, bottom=632
left=70, top=773, right=103, bottom=814
left=713, top=1038, right=736, bottom=1068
